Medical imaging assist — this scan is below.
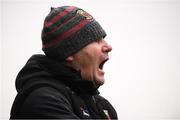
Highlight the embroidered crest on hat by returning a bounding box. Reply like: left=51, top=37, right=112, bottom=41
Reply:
left=77, top=9, right=93, bottom=20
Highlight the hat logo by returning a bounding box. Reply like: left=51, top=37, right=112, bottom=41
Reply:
left=77, top=9, right=93, bottom=20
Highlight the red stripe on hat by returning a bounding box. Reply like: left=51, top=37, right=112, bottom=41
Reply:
left=43, top=14, right=81, bottom=37
left=45, top=6, right=77, bottom=27
left=43, top=19, right=90, bottom=49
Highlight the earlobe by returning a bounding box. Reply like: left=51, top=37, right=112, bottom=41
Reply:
left=66, top=56, right=74, bottom=62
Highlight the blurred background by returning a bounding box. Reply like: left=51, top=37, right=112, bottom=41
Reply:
left=0, top=0, right=180, bottom=119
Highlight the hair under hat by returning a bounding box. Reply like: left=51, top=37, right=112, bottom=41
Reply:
left=41, top=6, right=106, bottom=61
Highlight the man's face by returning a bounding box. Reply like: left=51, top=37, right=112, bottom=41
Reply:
left=68, top=39, right=112, bottom=86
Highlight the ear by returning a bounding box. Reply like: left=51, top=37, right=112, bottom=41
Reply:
left=66, top=56, right=74, bottom=62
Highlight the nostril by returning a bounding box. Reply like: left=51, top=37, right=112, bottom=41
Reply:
left=102, top=45, right=112, bottom=53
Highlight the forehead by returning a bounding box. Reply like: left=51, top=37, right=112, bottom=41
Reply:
left=73, top=39, right=103, bottom=56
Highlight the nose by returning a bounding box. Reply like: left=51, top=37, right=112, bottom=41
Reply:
left=102, top=41, right=112, bottom=53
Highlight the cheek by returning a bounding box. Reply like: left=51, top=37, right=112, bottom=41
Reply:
left=81, top=58, right=99, bottom=81
left=80, top=52, right=98, bottom=67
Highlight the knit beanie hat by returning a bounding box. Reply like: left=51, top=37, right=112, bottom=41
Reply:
left=41, top=6, right=106, bottom=61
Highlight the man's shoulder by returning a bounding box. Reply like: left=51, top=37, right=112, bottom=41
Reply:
left=28, top=86, right=66, bottom=97
left=21, top=85, right=73, bottom=109
left=26, top=82, right=73, bottom=100
left=17, top=85, right=76, bottom=118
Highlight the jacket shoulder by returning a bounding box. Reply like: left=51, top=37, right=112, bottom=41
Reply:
left=19, top=86, right=79, bottom=119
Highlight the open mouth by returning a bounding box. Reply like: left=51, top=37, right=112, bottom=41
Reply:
left=99, top=58, right=109, bottom=70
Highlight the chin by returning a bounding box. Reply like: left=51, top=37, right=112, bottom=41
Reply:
left=95, top=78, right=105, bottom=86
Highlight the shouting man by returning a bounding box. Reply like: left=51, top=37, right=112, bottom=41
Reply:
left=10, top=6, right=117, bottom=119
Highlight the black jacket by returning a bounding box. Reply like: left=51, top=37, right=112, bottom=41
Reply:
left=10, top=54, right=117, bottom=119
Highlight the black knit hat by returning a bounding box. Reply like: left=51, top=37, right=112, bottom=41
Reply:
left=42, top=6, right=106, bottom=61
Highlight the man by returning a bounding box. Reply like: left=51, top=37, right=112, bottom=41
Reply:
left=10, top=6, right=117, bottom=119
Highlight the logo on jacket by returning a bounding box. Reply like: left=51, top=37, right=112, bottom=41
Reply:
left=80, top=107, right=90, bottom=117
left=103, top=109, right=111, bottom=120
